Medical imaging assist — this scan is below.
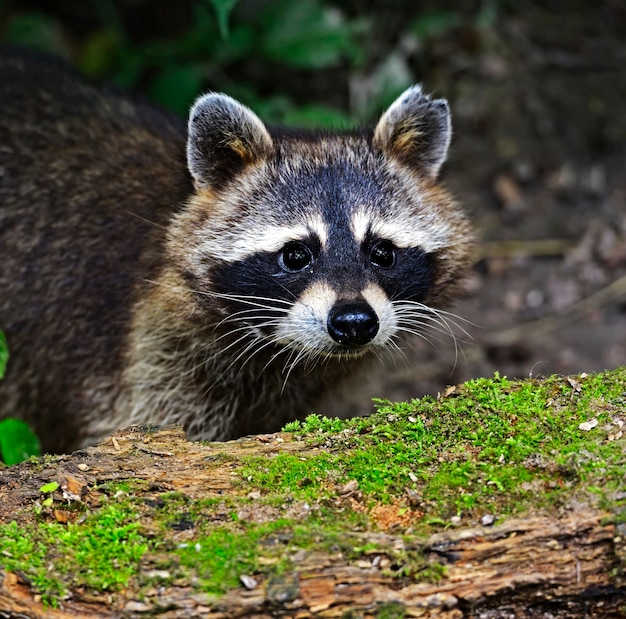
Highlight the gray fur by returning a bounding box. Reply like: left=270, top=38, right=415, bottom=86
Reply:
left=373, top=84, right=451, bottom=178
left=187, top=93, right=273, bottom=189
left=0, top=49, right=474, bottom=454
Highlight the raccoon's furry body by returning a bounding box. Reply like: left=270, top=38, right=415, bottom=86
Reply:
left=0, top=48, right=474, bottom=453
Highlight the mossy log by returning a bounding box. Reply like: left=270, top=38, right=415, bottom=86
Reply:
left=0, top=370, right=625, bottom=618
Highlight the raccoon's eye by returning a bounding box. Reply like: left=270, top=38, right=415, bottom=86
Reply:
left=278, top=242, right=314, bottom=272
left=370, top=240, right=396, bottom=269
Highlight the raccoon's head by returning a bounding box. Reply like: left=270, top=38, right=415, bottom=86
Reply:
left=172, top=86, right=474, bottom=360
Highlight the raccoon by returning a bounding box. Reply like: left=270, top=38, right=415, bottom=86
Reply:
left=0, top=48, right=474, bottom=454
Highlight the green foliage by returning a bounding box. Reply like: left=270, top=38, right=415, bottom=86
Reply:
left=257, top=0, right=365, bottom=70
left=1, top=11, right=65, bottom=53
left=0, top=418, right=41, bottom=465
left=34, top=480, right=60, bottom=513
left=39, top=481, right=60, bottom=494
left=0, top=2, right=508, bottom=129
left=206, top=0, right=239, bottom=38
left=411, top=10, right=462, bottom=40
left=0, top=332, right=42, bottom=464
left=0, top=0, right=400, bottom=126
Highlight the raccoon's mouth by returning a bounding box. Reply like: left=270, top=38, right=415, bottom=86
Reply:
left=269, top=295, right=391, bottom=359
left=322, top=345, right=375, bottom=360
left=273, top=332, right=381, bottom=360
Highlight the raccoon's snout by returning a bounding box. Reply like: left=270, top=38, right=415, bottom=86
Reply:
left=327, top=302, right=379, bottom=347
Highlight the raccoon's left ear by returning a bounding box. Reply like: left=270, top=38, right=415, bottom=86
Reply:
left=373, top=85, right=451, bottom=179
left=187, top=93, right=274, bottom=190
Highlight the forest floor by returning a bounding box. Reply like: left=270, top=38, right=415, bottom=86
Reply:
left=342, top=2, right=626, bottom=417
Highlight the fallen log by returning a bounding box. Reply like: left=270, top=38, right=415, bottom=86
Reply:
left=0, top=370, right=625, bottom=617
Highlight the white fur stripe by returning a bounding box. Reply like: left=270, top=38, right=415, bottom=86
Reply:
left=198, top=215, right=329, bottom=263
left=351, top=208, right=451, bottom=252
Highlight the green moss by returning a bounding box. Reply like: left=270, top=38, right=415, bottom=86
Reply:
left=0, top=369, right=624, bottom=605
left=0, top=501, right=149, bottom=606
left=375, top=601, right=407, bottom=619
left=173, top=519, right=293, bottom=593
left=244, top=369, right=626, bottom=519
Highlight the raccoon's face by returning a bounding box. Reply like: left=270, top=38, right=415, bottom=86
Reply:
left=176, top=86, right=474, bottom=359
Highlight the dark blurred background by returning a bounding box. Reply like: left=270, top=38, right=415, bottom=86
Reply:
left=2, top=0, right=625, bottom=412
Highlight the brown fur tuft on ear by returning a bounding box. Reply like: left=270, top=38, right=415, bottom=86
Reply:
left=373, top=85, right=451, bottom=178
left=187, top=93, right=273, bottom=190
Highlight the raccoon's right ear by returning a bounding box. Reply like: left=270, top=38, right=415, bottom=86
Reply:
left=373, top=85, right=451, bottom=179
left=187, top=94, right=274, bottom=190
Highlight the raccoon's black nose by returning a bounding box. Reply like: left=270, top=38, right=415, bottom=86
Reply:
left=327, top=303, right=379, bottom=347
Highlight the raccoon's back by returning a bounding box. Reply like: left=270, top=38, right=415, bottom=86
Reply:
left=0, top=48, right=192, bottom=451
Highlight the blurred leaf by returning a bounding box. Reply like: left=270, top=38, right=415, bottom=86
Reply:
left=205, top=22, right=255, bottom=64
left=476, top=0, right=499, bottom=29
left=206, top=0, right=240, bottom=38
left=247, top=94, right=353, bottom=129
left=351, top=52, right=413, bottom=120
left=282, top=104, right=354, bottom=129
left=3, top=12, right=67, bottom=55
left=260, top=0, right=359, bottom=69
left=0, top=418, right=41, bottom=465
left=148, top=64, right=204, bottom=116
left=78, top=29, right=124, bottom=78
left=411, top=10, right=461, bottom=40
left=107, top=49, right=146, bottom=90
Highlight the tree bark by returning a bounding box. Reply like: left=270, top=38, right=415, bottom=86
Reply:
left=0, top=425, right=624, bottom=618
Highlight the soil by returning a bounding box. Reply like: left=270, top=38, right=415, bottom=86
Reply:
left=347, top=1, right=626, bottom=413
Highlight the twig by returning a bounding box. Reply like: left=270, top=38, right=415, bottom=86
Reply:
left=484, top=274, right=626, bottom=347
left=479, top=239, right=577, bottom=260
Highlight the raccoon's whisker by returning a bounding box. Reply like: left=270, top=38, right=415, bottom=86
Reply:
left=258, top=343, right=295, bottom=392
left=388, top=331, right=428, bottom=358
left=210, top=304, right=289, bottom=334
left=202, top=316, right=283, bottom=353
left=393, top=305, right=457, bottom=335
left=266, top=333, right=317, bottom=380
left=381, top=338, right=408, bottom=369
left=393, top=323, right=441, bottom=346
left=209, top=293, right=293, bottom=311
left=280, top=347, right=315, bottom=393
left=226, top=337, right=275, bottom=377
left=370, top=346, right=388, bottom=367
left=262, top=347, right=291, bottom=379
left=143, top=278, right=294, bottom=310
left=185, top=318, right=283, bottom=381
left=217, top=303, right=291, bottom=319
left=393, top=302, right=476, bottom=340
left=395, top=319, right=463, bottom=370
left=396, top=320, right=456, bottom=343
left=256, top=325, right=323, bottom=383
left=207, top=333, right=276, bottom=387
left=127, top=210, right=169, bottom=231
left=209, top=320, right=286, bottom=354
left=400, top=322, right=460, bottom=354
left=301, top=348, right=324, bottom=375
left=217, top=323, right=289, bottom=370
left=212, top=314, right=285, bottom=339
left=273, top=281, right=299, bottom=302
left=393, top=307, right=473, bottom=347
